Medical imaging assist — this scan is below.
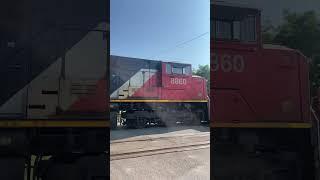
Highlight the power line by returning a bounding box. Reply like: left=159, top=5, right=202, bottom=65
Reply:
left=147, top=31, right=209, bottom=59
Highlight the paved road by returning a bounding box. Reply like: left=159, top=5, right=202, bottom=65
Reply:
left=110, top=126, right=210, bottom=180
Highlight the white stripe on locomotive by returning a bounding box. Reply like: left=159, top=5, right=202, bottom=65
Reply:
left=110, top=69, right=158, bottom=99
left=0, top=22, right=107, bottom=119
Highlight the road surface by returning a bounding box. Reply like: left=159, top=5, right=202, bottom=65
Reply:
left=110, top=126, right=210, bottom=180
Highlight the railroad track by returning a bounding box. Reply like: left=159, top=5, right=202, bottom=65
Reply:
left=111, top=132, right=209, bottom=144
left=111, top=141, right=209, bottom=161
left=110, top=132, right=210, bottom=161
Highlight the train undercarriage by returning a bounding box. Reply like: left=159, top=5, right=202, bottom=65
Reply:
left=0, top=128, right=108, bottom=180
left=110, top=102, right=209, bottom=129
left=211, top=128, right=316, bottom=180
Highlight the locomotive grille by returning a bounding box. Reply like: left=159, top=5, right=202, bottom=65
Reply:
left=71, top=82, right=97, bottom=95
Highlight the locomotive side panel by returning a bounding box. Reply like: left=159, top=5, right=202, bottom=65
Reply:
left=211, top=45, right=259, bottom=123
left=0, top=1, right=109, bottom=179
left=110, top=56, right=161, bottom=100
left=259, top=47, right=303, bottom=122
left=211, top=45, right=306, bottom=124
left=0, top=0, right=31, bottom=118
left=161, top=62, right=208, bottom=100
left=0, top=0, right=108, bottom=120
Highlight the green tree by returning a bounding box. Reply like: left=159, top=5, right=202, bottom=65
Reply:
left=261, top=18, right=277, bottom=44
left=262, top=10, right=320, bottom=96
left=273, top=10, right=320, bottom=57
left=193, top=64, right=210, bottom=94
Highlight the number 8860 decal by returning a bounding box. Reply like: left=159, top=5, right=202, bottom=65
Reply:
left=211, top=54, right=245, bottom=72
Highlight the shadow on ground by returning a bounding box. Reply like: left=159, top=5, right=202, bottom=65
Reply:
left=110, top=125, right=209, bottom=141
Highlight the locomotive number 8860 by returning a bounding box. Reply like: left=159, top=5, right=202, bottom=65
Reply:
left=170, top=78, right=187, bottom=85
left=212, top=53, right=245, bottom=72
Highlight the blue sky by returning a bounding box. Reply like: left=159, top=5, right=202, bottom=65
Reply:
left=111, top=0, right=210, bottom=69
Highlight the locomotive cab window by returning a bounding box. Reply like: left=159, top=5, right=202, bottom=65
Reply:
left=172, top=66, right=183, bottom=75
left=241, top=16, right=256, bottom=41
left=211, top=4, right=258, bottom=42
left=166, top=63, right=172, bottom=74
left=212, top=16, right=256, bottom=42
left=170, top=64, right=191, bottom=75
left=214, top=21, right=232, bottom=39
left=183, top=66, right=191, bottom=75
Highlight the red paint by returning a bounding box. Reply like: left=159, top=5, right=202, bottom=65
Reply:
left=69, top=77, right=107, bottom=113
left=132, top=63, right=208, bottom=100
left=210, top=8, right=310, bottom=124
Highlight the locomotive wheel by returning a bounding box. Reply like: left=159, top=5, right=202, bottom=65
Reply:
left=192, top=111, right=202, bottom=125
left=136, top=117, right=146, bottom=129
left=156, top=119, right=166, bottom=127
left=165, top=120, right=177, bottom=127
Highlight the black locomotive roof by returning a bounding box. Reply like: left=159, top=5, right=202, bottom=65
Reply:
left=110, top=55, right=191, bottom=66
left=111, top=55, right=161, bottom=63
left=211, top=1, right=260, bottom=21
left=211, top=1, right=260, bottom=10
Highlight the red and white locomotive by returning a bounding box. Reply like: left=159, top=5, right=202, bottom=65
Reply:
left=110, top=55, right=209, bottom=128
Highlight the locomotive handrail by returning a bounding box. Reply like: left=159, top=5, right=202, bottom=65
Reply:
left=311, top=106, right=320, bottom=179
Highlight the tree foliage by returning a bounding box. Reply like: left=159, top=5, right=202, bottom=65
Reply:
left=262, top=10, right=320, bottom=96
left=273, top=10, right=320, bottom=57
left=193, top=64, right=210, bottom=93
left=261, top=18, right=277, bottom=44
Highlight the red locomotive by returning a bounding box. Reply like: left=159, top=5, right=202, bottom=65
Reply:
left=211, top=2, right=318, bottom=179
left=110, top=55, right=209, bottom=128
